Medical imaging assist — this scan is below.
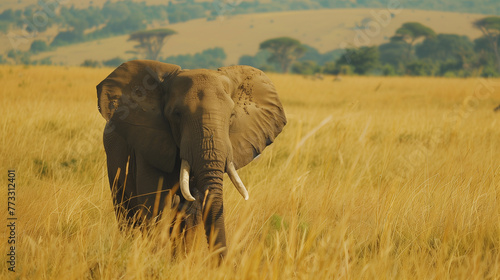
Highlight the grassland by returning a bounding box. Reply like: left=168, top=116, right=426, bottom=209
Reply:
left=29, top=9, right=486, bottom=66
left=1, top=65, right=500, bottom=279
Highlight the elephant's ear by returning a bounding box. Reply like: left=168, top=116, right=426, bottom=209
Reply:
left=97, top=60, right=181, bottom=172
left=218, top=65, right=287, bottom=169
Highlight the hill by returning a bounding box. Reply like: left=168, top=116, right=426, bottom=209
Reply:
left=32, top=8, right=486, bottom=66
left=1, top=0, right=499, bottom=15
left=0, top=0, right=169, bottom=10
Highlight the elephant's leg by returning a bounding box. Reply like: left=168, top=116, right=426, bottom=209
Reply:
left=133, top=153, right=183, bottom=223
left=133, top=153, right=170, bottom=221
left=103, top=129, right=139, bottom=228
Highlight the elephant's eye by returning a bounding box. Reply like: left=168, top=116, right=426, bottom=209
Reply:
left=172, top=109, right=182, bottom=120
left=229, top=112, right=236, bottom=125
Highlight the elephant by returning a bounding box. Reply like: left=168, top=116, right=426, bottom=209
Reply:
left=96, top=60, right=286, bottom=258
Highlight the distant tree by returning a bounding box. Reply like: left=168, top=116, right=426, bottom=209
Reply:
left=0, top=9, right=16, bottom=21
left=417, top=34, right=474, bottom=62
left=101, top=1, right=132, bottom=19
left=258, top=64, right=278, bottom=72
left=102, top=57, right=125, bottom=67
left=161, top=47, right=226, bottom=69
left=51, top=29, right=85, bottom=47
left=30, top=40, right=50, bottom=54
left=322, top=62, right=337, bottom=75
left=336, top=46, right=379, bottom=75
left=318, top=49, right=344, bottom=65
left=192, top=47, right=226, bottom=68
left=128, top=28, right=177, bottom=60
left=474, top=36, right=498, bottom=54
left=474, top=16, right=500, bottom=72
left=298, top=45, right=343, bottom=65
left=7, top=50, right=31, bottom=65
left=81, top=59, right=101, bottom=68
left=392, top=22, right=436, bottom=59
left=238, top=50, right=273, bottom=69
left=239, top=47, right=341, bottom=72
left=299, top=45, right=325, bottom=62
left=474, top=36, right=500, bottom=76
left=167, top=3, right=205, bottom=23
left=416, top=34, right=474, bottom=74
left=33, top=57, right=53, bottom=65
left=380, top=64, right=397, bottom=76
left=105, top=14, right=146, bottom=35
left=406, top=59, right=437, bottom=76
left=291, top=60, right=321, bottom=75
left=379, top=41, right=409, bottom=68
left=259, top=37, right=307, bottom=72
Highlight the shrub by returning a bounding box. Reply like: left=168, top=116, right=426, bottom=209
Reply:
left=30, top=40, right=50, bottom=54
left=291, top=60, right=321, bottom=75
left=406, top=60, right=438, bottom=76
left=80, top=59, right=101, bottom=68
left=102, top=57, right=125, bottom=67
left=322, top=62, right=337, bottom=75
left=51, top=29, right=85, bottom=47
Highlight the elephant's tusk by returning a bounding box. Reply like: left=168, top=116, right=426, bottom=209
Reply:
left=227, top=162, right=249, bottom=200
left=180, top=159, right=195, bottom=201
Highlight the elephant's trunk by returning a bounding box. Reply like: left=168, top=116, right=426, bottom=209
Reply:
left=178, top=119, right=229, bottom=255
left=178, top=115, right=247, bottom=258
left=203, top=182, right=227, bottom=257
left=179, top=115, right=249, bottom=201
left=193, top=159, right=225, bottom=189
left=193, top=159, right=227, bottom=257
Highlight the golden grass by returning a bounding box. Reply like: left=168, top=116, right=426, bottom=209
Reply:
left=1, top=65, right=500, bottom=279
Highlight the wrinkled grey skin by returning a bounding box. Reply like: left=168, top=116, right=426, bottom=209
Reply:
left=97, top=60, right=286, bottom=258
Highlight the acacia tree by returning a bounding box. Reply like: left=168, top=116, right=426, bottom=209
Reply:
left=336, top=46, right=379, bottom=75
left=259, top=37, right=306, bottom=73
left=416, top=34, right=475, bottom=73
left=392, top=22, right=436, bottom=60
left=474, top=16, right=500, bottom=72
left=128, top=28, right=177, bottom=60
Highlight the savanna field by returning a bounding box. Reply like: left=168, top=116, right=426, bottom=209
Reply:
left=1, top=65, right=500, bottom=279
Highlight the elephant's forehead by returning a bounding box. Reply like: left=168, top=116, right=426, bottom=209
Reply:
left=172, top=71, right=228, bottom=102
left=174, top=70, right=221, bottom=89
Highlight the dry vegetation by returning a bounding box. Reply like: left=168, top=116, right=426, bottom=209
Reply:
left=1, top=65, right=500, bottom=279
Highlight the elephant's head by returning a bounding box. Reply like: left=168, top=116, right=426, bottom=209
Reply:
left=97, top=60, right=286, bottom=256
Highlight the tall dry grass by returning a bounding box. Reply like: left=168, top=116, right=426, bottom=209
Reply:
left=1, top=65, right=500, bottom=279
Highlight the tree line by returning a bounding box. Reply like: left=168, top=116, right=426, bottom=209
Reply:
left=118, top=17, right=500, bottom=77
left=245, top=18, right=500, bottom=77
left=3, top=6, right=500, bottom=78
